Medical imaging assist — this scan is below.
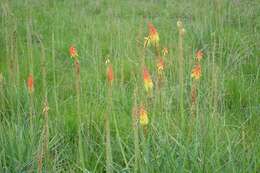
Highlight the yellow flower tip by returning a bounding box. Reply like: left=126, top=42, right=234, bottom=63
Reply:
left=151, top=34, right=159, bottom=47
left=162, top=48, right=169, bottom=56
left=191, top=64, right=202, bottom=80
left=105, top=58, right=110, bottom=64
left=156, top=58, right=164, bottom=74
left=42, top=104, right=49, bottom=114
left=139, top=106, right=148, bottom=126
left=144, top=36, right=151, bottom=48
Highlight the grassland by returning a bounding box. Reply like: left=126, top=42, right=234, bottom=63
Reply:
left=0, top=0, right=259, bottom=172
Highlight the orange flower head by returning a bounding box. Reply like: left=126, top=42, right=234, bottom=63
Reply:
left=147, top=22, right=159, bottom=47
left=69, top=46, right=78, bottom=58
left=143, top=67, right=153, bottom=92
left=139, top=106, right=148, bottom=126
left=157, top=58, right=164, bottom=74
left=191, top=64, right=202, bottom=80
left=27, top=74, right=34, bottom=93
left=107, top=64, right=114, bottom=85
left=162, top=48, right=168, bottom=56
left=195, top=50, right=203, bottom=61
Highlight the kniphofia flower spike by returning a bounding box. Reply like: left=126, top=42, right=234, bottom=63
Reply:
left=107, top=64, right=114, bottom=85
left=143, top=67, right=153, bottom=93
left=156, top=58, right=164, bottom=75
left=195, top=50, right=203, bottom=62
left=27, top=74, right=34, bottom=93
left=69, top=46, right=78, bottom=58
left=139, top=106, right=148, bottom=126
left=147, top=22, right=159, bottom=47
left=191, top=64, right=202, bottom=80
left=162, top=48, right=168, bottom=56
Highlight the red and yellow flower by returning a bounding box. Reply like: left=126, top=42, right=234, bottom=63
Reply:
left=147, top=22, right=159, bottom=47
left=156, top=57, right=164, bottom=75
left=139, top=106, right=148, bottom=126
left=143, top=67, right=153, bottom=92
left=195, top=50, right=203, bottom=61
left=191, top=64, right=202, bottom=80
left=69, top=46, right=78, bottom=58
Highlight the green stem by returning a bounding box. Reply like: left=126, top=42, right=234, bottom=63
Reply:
left=132, top=88, right=140, bottom=173
left=178, top=26, right=185, bottom=130
left=105, top=86, right=113, bottom=173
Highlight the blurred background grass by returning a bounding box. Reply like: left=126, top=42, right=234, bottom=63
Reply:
left=0, top=0, right=259, bottom=172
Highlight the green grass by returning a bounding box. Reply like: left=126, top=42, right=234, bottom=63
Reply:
left=0, top=0, right=259, bottom=172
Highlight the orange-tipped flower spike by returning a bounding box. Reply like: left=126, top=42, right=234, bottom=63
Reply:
left=143, top=67, right=153, bottom=93
left=139, top=106, right=148, bottom=126
left=162, top=48, right=169, bottom=56
left=27, top=74, right=34, bottom=93
left=147, top=22, right=159, bottom=47
left=195, top=50, right=203, bottom=62
left=191, top=64, right=202, bottom=80
left=69, top=46, right=78, bottom=58
left=156, top=57, right=164, bottom=75
left=107, top=64, right=114, bottom=85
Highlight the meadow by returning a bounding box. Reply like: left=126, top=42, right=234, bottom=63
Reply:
left=0, top=0, right=259, bottom=172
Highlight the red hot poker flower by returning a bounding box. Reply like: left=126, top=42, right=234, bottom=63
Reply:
left=69, top=46, right=78, bottom=58
left=195, top=50, right=203, bottom=61
left=156, top=57, right=164, bottom=75
left=162, top=48, right=169, bottom=56
left=143, top=67, right=153, bottom=92
left=147, top=22, right=159, bottom=47
left=107, top=64, right=114, bottom=85
left=139, top=106, right=148, bottom=126
left=27, top=74, right=34, bottom=93
left=191, top=64, right=202, bottom=80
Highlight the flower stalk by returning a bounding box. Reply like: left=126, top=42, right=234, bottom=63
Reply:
left=69, top=46, right=85, bottom=169
left=105, top=60, right=114, bottom=173
left=177, top=20, right=185, bottom=129
left=132, top=88, right=140, bottom=173
left=37, top=37, right=49, bottom=172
